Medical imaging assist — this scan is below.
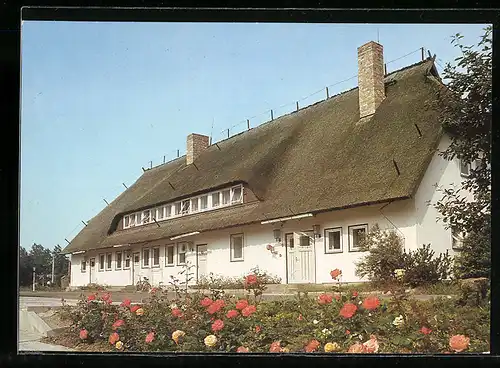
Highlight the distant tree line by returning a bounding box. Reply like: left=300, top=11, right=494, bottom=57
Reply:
left=19, top=243, right=70, bottom=288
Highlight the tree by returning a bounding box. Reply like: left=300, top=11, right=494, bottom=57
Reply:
left=19, top=246, right=34, bottom=287
left=29, top=243, right=52, bottom=283
left=433, top=26, right=491, bottom=278
left=52, top=244, right=70, bottom=286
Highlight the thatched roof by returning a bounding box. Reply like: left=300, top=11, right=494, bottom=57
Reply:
left=62, top=59, right=445, bottom=254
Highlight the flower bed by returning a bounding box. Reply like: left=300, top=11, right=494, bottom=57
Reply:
left=57, top=269, right=490, bottom=354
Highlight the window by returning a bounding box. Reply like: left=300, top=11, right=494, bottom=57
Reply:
left=178, top=242, right=187, bottom=264
left=166, top=245, right=175, bottom=266
left=191, top=198, right=199, bottom=212
left=452, top=227, right=465, bottom=250
left=230, top=233, right=244, bottom=261
left=135, top=213, right=142, bottom=226
left=181, top=200, right=190, bottom=215
left=200, top=196, right=208, bottom=210
left=124, top=215, right=130, bottom=228
left=156, top=207, right=164, bottom=220
left=222, top=189, right=231, bottom=205
left=99, top=254, right=105, bottom=271
left=166, top=205, right=172, bottom=218
left=231, top=186, right=242, bottom=203
left=212, top=192, right=220, bottom=207
left=325, top=228, right=342, bottom=253
left=152, top=247, right=160, bottom=267
left=128, top=215, right=135, bottom=227
left=106, top=253, right=112, bottom=270
left=124, top=252, right=131, bottom=269
left=116, top=252, right=122, bottom=269
left=142, top=248, right=150, bottom=267
left=299, top=232, right=312, bottom=247
left=460, top=159, right=470, bottom=177
left=285, top=233, right=294, bottom=249
left=143, top=210, right=151, bottom=224
left=175, top=202, right=182, bottom=216
left=81, top=259, right=87, bottom=272
left=349, top=224, right=368, bottom=252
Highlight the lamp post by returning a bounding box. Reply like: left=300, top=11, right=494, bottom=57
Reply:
left=51, top=254, right=55, bottom=284
left=32, top=267, right=36, bottom=292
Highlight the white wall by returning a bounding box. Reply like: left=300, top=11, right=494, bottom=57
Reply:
left=414, top=134, right=473, bottom=257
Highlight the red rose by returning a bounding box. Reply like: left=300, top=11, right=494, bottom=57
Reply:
left=200, top=297, right=213, bottom=307
left=298, top=314, right=303, bottom=321
left=421, top=326, right=432, bottom=335
left=269, top=341, right=281, bottom=353
left=305, top=339, right=320, bottom=353
left=226, top=309, right=239, bottom=319
left=362, top=296, right=380, bottom=311
left=87, top=294, right=96, bottom=302
left=266, top=244, right=273, bottom=251
left=101, top=293, right=110, bottom=301
left=172, top=308, right=183, bottom=318
left=106, top=298, right=112, bottom=305
left=145, top=331, right=155, bottom=343
left=334, top=294, right=341, bottom=301
left=245, top=274, right=258, bottom=286
left=352, top=291, right=359, bottom=297
left=330, top=269, right=342, bottom=280
left=255, top=325, right=261, bottom=333
left=79, top=329, right=88, bottom=340
left=235, top=299, right=249, bottom=310
left=241, top=305, right=257, bottom=317
left=120, top=299, right=131, bottom=307
left=211, top=319, right=224, bottom=332
left=130, top=305, right=140, bottom=313
left=109, top=332, right=120, bottom=345
left=207, top=301, right=224, bottom=314
left=317, top=293, right=333, bottom=305
left=112, top=319, right=124, bottom=330
left=346, top=329, right=351, bottom=335
left=339, top=303, right=358, bottom=319
left=237, top=346, right=249, bottom=353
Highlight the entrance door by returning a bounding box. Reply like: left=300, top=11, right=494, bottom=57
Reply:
left=196, top=245, right=208, bottom=283
left=132, top=252, right=141, bottom=284
left=89, top=258, right=96, bottom=284
left=286, top=231, right=315, bottom=283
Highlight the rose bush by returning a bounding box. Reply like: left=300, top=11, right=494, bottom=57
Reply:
left=58, top=270, right=489, bottom=353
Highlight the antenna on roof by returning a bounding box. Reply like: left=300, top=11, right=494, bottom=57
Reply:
left=392, top=159, right=401, bottom=176
left=271, top=110, right=274, bottom=121
left=142, top=167, right=146, bottom=172
left=377, top=28, right=380, bottom=43
left=247, top=119, right=250, bottom=130
left=414, top=123, right=423, bottom=137
left=427, top=50, right=432, bottom=59
left=227, top=129, right=230, bottom=138
left=193, top=163, right=199, bottom=171
left=210, top=117, right=214, bottom=145
left=177, top=150, right=180, bottom=158
left=421, top=47, right=425, bottom=61
left=163, top=155, right=166, bottom=164
left=296, top=101, right=299, bottom=111
left=122, top=183, right=128, bottom=189
left=64, top=238, right=70, bottom=244
left=326, top=87, right=329, bottom=99
left=153, top=218, right=161, bottom=228
left=103, top=199, right=110, bottom=205
left=169, top=182, right=175, bottom=190
left=149, top=161, right=152, bottom=169
left=215, top=143, right=221, bottom=150
left=81, top=220, right=87, bottom=227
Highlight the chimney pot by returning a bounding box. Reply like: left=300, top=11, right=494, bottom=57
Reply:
left=357, top=41, right=385, bottom=119
left=186, top=133, right=209, bottom=165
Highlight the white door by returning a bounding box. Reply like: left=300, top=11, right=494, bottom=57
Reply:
left=89, top=258, right=96, bottom=284
left=287, top=231, right=315, bottom=283
left=132, top=252, right=141, bottom=284
left=196, top=244, right=208, bottom=283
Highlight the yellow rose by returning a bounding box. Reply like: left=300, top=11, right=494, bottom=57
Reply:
left=280, top=347, right=290, bottom=353
left=135, top=308, right=144, bottom=316
left=204, top=334, right=218, bottom=347
left=115, top=341, right=124, bottom=350
left=324, top=342, right=340, bottom=352
left=172, top=330, right=186, bottom=344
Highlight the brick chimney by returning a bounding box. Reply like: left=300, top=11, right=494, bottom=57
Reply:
left=186, top=133, right=209, bottom=165
left=357, top=41, right=385, bottom=119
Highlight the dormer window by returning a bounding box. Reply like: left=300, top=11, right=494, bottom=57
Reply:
left=122, top=184, right=244, bottom=229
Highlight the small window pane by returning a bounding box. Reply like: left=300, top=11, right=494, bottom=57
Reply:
left=200, top=196, right=208, bottom=210
left=212, top=193, right=220, bottom=207
left=106, top=253, right=112, bottom=269
left=231, top=235, right=243, bottom=260
left=116, top=252, right=122, bottom=269
left=99, top=255, right=105, bottom=269
left=143, top=210, right=150, bottom=224
left=135, top=213, right=142, bottom=225
left=175, top=202, right=182, bottom=215
left=157, top=207, right=164, bottom=220
left=300, top=235, right=311, bottom=247
left=153, top=248, right=160, bottom=266
left=143, top=249, right=150, bottom=266
left=222, top=190, right=231, bottom=205
left=166, top=246, right=174, bottom=265
left=178, top=243, right=187, bottom=264
left=81, top=260, right=86, bottom=271
left=191, top=198, right=199, bottom=212
left=166, top=205, right=172, bottom=218
left=124, top=216, right=130, bottom=228
left=327, top=230, right=341, bottom=251
left=351, top=227, right=366, bottom=248
left=232, top=187, right=242, bottom=203
left=181, top=200, right=190, bottom=214
left=285, top=233, right=294, bottom=248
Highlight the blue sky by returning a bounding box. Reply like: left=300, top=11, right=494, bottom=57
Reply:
left=20, top=22, right=488, bottom=251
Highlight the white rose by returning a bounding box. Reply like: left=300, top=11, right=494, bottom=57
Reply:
left=170, top=303, right=178, bottom=310
left=392, top=315, right=404, bottom=327
left=313, top=320, right=319, bottom=325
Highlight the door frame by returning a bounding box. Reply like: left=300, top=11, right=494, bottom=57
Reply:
left=285, top=229, right=316, bottom=284
left=132, top=252, right=140, bottom=285
left=89, top=257, right=96, bottom=284
left=196, top=244, right=208, bottom=284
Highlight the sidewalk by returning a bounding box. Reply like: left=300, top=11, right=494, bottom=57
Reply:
left=19, top=329, right=75, bottom=352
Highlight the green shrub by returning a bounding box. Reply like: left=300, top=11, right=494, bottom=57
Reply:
left=452, top=223, right=490, bottom=279
left=193, top=267, right=281, bottom=290
left=402, top=245, right=453, bottom=288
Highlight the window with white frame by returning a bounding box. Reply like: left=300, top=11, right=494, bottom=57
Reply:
left=99, top=254, right=105, bottom=271
left=460, top=159, right=471, bottom=177
left=81, top=259, right=87, bottom=272
left=325, top=227, right=343, bottom=253
left=122, top=185, right=244, bottom=229
left=166, top=245, right=175, bottom=266
left=230, top=233, right=244, bottom=261
left=106, top=253, right=112, bottom=270
left=452, top=227, right=466, bottom=250
left=348, top=224, right=368, bottom=252
left=142, top=248, right=150, bottom=267
left=285, top=233, right=294, bottom=249
left=116, top=251, right=123, bottom=269
left=124, top=252, right=131, bottom=269
left=299, top=232, right=313, bottom=247
left=177, top=242, right=187, bottom=264
left=152, top=247, right=160, bottom=267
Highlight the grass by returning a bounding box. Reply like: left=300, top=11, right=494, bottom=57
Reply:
left=413, top=281, right=461, bottom=295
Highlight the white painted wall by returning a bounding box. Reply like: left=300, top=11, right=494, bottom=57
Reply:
left=413, top=134, right=473, bottom=257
